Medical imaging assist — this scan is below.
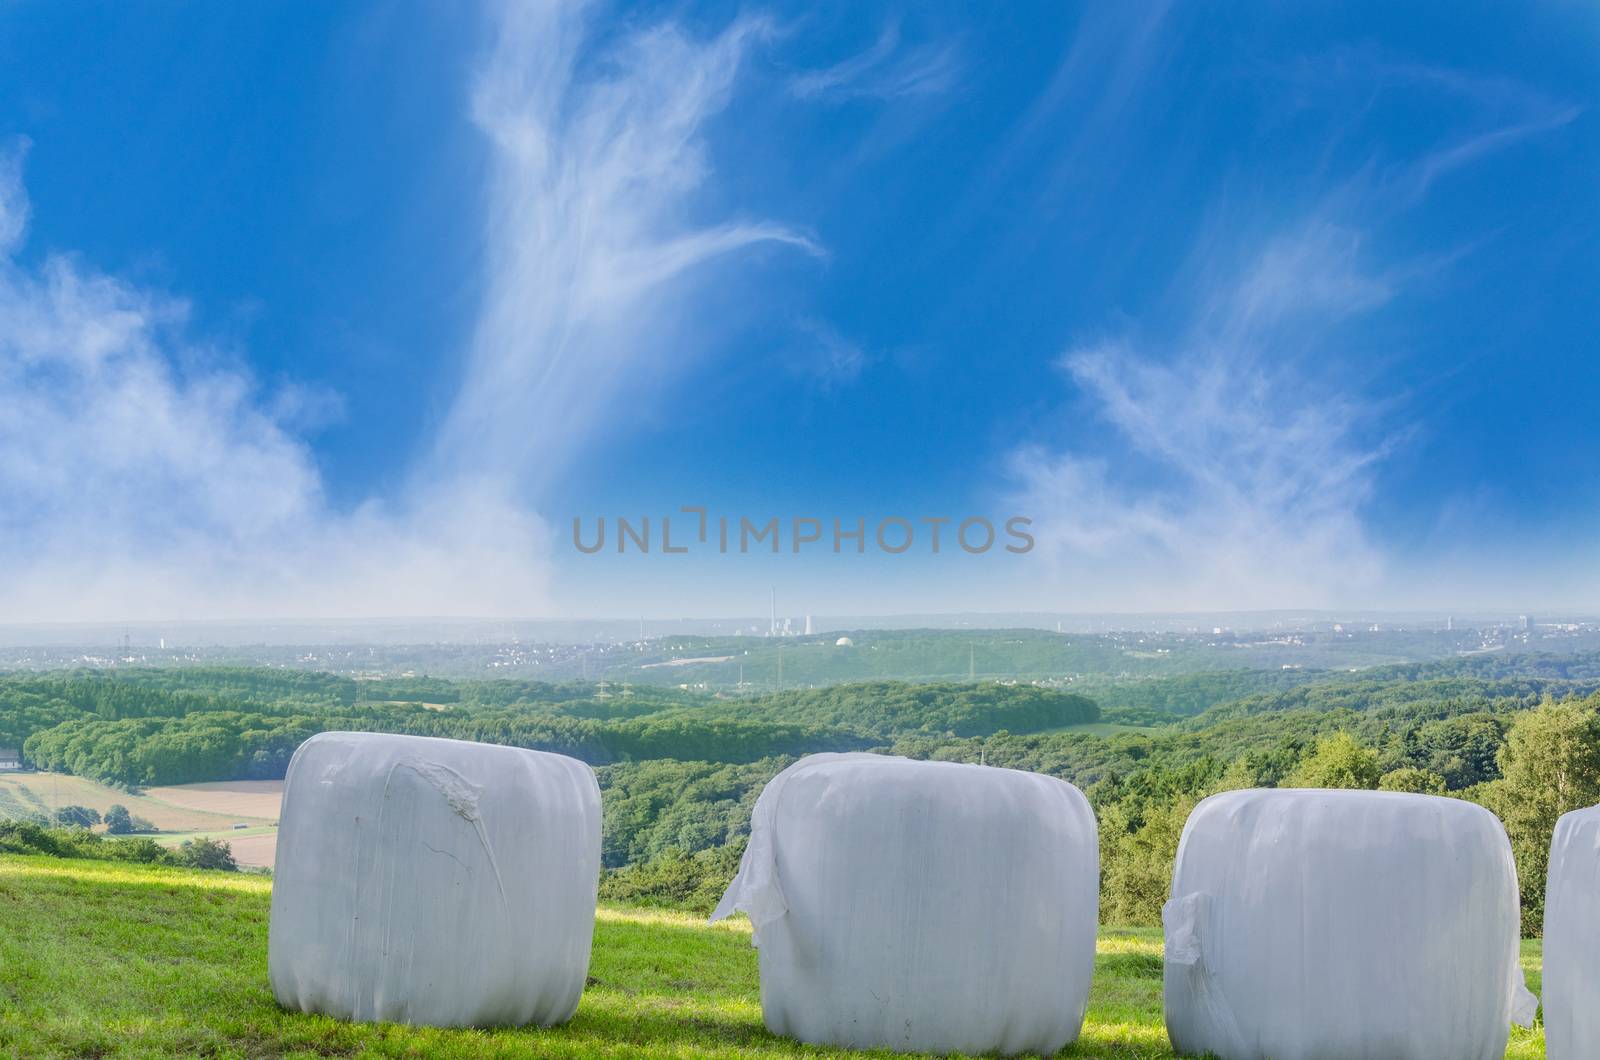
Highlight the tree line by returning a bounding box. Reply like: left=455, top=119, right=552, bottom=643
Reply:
left=8, top=673, right=1098, bottom=787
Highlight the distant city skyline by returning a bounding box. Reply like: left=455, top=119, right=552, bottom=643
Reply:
left=1, top=608, right=1595, bottom=649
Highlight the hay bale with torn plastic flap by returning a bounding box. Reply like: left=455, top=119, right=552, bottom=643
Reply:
left=1163, top=788, right=1536, bottom=1060
left=711, top=752, right=1099, bottom=1056
left=268, top=731, right=601, bottom=1028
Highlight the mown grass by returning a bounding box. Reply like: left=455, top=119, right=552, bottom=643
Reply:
left=0, top=855, right=1547, bottom=1058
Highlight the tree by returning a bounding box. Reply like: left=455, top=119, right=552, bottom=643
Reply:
left=597, top=843, right=745, bottom=914
left=103, top=804, right=134, bottom=834
left=1286, top=733, right=1380, bottom=789
left=1100, top=797, right=1194, bottom=925
left=1213, top=755, right=1265, bottom=792
left=1413, top=714, right=1506, bottom=788
left=1378, top=767, right=1447, bottom=795
left=52, top=805, right=101, bottom=829
left=176, top=836, right=238, bottom=872
left=1485, top=698, right=1600, bottom=932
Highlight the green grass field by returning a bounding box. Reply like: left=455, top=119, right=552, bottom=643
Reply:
left=0, top=855, right=1549, bottom=1058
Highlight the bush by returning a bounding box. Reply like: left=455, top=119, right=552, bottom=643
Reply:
left=53, top=805, right=101, bottom=829
left=0, top=821, right=178, bottom=866
left=598, top=843, right=744, bottom=914
left=0, top=821, right=74, bottom=857
left=98, top=837, right=175, bottom=864
left=176, top=836, right=237, bottom=872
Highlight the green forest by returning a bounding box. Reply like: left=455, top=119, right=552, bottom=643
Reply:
left=5, top=649, right=1600, bottom=933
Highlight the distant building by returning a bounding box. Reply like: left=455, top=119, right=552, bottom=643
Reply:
left=835, top=636, right=854, bottom=647
left=1520, top=615, right=1533, bottom=631
left=0, top=748, right=21, bottom=771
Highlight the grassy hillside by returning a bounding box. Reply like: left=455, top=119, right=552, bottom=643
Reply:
left=0, top=856, right=1548, bottom=1058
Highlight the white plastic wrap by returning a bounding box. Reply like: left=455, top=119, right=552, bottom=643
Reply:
left=711, top=752, right=1098, bottom=1056
left=1163, top=788, right=1536, bottom=1060
left=1543, top=803, right=1600, bottom=1059
left=268, top=731, right=601, bottom=1028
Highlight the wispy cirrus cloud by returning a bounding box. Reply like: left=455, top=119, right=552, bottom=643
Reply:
left=0, top=1, right=813, bottom=623
left=785, top=318, right=867, bottom=391
left=788, top=20, right=960, bottom=102
left=1283, top=48, right=1584, bottom=206
left=431, top=1, right=820, bottom=498
left=1011, top=224, right=1397, bottom=610
left=0, top=138, right=28, bottom=253
left=1401, top=105, right=1580, bottom=203
left=1008, top=53, right=1579, bottom=611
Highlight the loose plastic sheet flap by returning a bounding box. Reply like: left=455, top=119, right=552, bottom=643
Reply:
left=1161, top=892, right=1207, bottom=967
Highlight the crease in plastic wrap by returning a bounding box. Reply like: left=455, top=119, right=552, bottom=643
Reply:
left=268, top=732, right=601, bottom=1028
left=1543, top=803, right=1600, bottom=1059
left=711, top=752, right=1098, bottom=1056
left=1162, top=788, right=1536, bottom=1060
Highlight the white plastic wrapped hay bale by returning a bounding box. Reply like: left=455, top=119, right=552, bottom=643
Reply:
left=1543, top=803, right=1600, bottom=1059
left=711, top=752, right=1098, bottom=1055
left=1163, top=788, right=1536, bottom=1060
left=268, top=732, right=601, bottom=1028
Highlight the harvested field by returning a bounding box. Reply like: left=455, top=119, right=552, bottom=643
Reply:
left=0, top=773, right=277, bottom=833
left=142, top=780, right=282, bottom=821
left=152, top=828, right=279, bottom=869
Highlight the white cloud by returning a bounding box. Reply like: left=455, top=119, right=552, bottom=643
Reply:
left=789, top=21, right=960, bottom=102
left=0, top=2, right=809, bottom=623
left=1401, top=105, right=1580, bottom=203
left=1222, top=224, right=1394, bottom=335
left=0, top=137, right=29, bottom=255
left=1010, top=224, right=1399, bottom=611
left=429, top=0, right=818, bottom=497
left=786, top=318, right=866, bottom=390
left=0, top=163, right=553, bottom=621
left=1275, top=49, right=1583, bottom=208
left=1002, top=36, right=1586, bottom=614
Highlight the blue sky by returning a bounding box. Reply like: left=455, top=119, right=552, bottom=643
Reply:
left=0, top=1, right=1595, bottom=621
